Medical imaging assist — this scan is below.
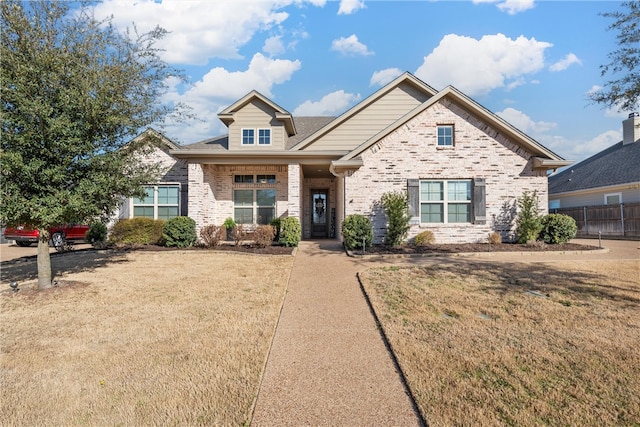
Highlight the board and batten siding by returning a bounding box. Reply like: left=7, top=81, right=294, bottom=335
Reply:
left=227, top=100, right=287, bottom=150
left=303, top=83, right=431, bottom=152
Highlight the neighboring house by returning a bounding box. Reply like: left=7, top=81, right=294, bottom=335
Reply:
left=549, top=113, right=640, bottom=209
left=120, top=72, right=570, bottom=244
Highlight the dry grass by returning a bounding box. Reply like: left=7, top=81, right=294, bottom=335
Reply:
left=360, top=259, right=640, bottom=426
left=1, top=250, right=294, bottom=426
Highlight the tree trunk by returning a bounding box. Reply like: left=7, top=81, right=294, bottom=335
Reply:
left=37, top=229, right=52, bottom=290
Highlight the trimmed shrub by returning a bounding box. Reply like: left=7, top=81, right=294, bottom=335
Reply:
left=341, top=214, right=373, bottom=250
left=232, top=224, right=246, bottom=246
left=488, top=231, right=502, bottom=245
left=86, top=222, right=108, bottom=248
left=109, top=217, right=165, bottom=247
left=381, top=191, right=410, bottom=247
left=279, top=217, right=301, bottom=247
left=414, top=230, right=435, bottom=246
left=253, top=225, right=276, bottom=248
left=162, top=216, right=197, bottom=248
left=270, top=218, right=281, bottom=241
left=200, top=224, right=225, bottom=248
left=515, top=191, right=543, bottom=244
left=539, top=214, right=577, bottom=244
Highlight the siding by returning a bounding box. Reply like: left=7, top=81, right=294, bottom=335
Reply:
left=227, top=99, right=286, bottom=150
left=344, top=99, right=548, bottom=244
left=303, top=82, right=431, bottom=152
left=551, top=186, right=640, bottom=209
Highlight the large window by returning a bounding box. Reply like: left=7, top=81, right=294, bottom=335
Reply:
left=437, top=125, right=454, bottom=147
left=234, top=189, right=276, bottom=225
left=133, top=185, right=180, bottom=220
left=420, top=180, right=471, bottom=223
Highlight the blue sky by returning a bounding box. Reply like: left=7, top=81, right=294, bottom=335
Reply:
left=92, top=0, right=634, bottom=165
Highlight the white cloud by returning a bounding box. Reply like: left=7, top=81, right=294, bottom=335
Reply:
left=338, top=0, right=366, bottom=15
left=331, top=34, right=374, bottom=56
left=496, top=108, right=557, bottom=134
left=263, top=35, right=285, bottom=56
left=415, top=33, right=552, bottom=96
left=549, top=53, right=582, bottom=72
left=370, top=68, right=403, bottom=87
left=472, top=0, right=535, bottom=15
left=92, top=0, right=321, bottom=65
left=293, top=90, right=361, bottom=116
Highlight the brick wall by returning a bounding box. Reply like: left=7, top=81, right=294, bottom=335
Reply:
left=345, top=99, right=548, bottom=244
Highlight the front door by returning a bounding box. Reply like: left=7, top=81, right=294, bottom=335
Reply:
left=311, top=190, right=328, bottom=238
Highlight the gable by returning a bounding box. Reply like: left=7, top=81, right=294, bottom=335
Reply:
left=225, top=98, right=289, bottom=150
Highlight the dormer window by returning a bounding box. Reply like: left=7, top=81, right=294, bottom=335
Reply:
left=258, top=129, right=271, bottom=145
left=242, top=129, right=255, bottom=145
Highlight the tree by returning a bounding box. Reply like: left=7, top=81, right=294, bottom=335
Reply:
left=590, top=1, right=640, bottom=112
left=1, top=1, right=189, bottom=289
left=515, top=191, right=543, bottom=244
left=381, top=191, right=410, bottom=247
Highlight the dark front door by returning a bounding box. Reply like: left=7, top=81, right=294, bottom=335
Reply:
left=311, top=190, right=328, bottom=238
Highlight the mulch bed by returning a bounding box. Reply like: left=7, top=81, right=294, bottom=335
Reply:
left=356, top=242, right=601, bottom=255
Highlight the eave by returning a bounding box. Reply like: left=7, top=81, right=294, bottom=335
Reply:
left=168, top=149, right=348, bottom=165
left=533, top=157, right=573, bottom=172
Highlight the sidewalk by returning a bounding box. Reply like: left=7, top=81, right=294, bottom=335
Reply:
left=251, top=240, right=423, bottom=426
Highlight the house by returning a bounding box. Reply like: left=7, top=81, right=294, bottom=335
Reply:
left=549, top=113, right=640, bottom=209
left=121, top=72, right=570, bottom=244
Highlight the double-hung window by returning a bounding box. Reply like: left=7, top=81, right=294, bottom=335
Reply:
left=133, top=184, right=180, bottom=220
left=437, top=125, right=454, bottom=147
left=420, top=180, right=471, bottom=223
left=242, top=128, right=271, bottom=145
left=233, top=174, right=276, bottom=225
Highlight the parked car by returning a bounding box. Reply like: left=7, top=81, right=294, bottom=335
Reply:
left=3, top=224, right=90, bottom=250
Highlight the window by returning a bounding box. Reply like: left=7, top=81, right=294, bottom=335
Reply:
left=234, top=174, right=254, bottom=183
left=258, top=129, right=271, bottom=145
left=257, top=174, right=276, bottom=183
left=133, top=185, right=180, bottom=220
left=242, top=129, right=255, bottom=145
left=234, top=189, right=276, bottom=225
left=437, top=125, right=454, bottom=147
left=605, top=193, right=622, bottom=205
left=419, top=180, right=471, bottom=223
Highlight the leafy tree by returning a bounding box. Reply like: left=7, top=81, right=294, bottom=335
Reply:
left=381, top=191, right=410, bottom=247
left=1, top=1, right=189, bottom=289
left=590, top=1, right=640, bottom=112
left=515, top=191, right=543, bottom=244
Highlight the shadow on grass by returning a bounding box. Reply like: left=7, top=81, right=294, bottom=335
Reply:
left=0, top=248, right=131, bottom=284
left=376, top=257, right=640, bottom=306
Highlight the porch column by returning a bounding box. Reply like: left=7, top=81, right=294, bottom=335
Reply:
left=188, top=162, right=205, bottom=236
left=287, top=162, right=301, bottom=221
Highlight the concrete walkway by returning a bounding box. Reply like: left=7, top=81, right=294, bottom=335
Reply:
left=251, top=240, right=423, bottom=426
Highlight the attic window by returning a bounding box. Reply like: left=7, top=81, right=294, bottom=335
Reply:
left=242, top=129, right=255, bottom=145
left=258, top=129, right=271, bottom=145
left=437, top=125, right=454, bottom=147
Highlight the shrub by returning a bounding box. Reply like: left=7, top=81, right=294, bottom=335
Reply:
left=515, top=191, right=543, bottom=244
left=488, top=231, right=502, bottom=245
left=222, top=217, right=236, bottom=229
left=109, top=217, right=164, bottom=247
left=162, top=216, right=197, bottom=248
left=279, top=217, right=301, bottom=247
left=232, top=224, right=246, bottom=246
left=414, top=230, right=435, bottom=246
left=381, top=191, right=410, bottom=247
left=539, top=214, right=577, bottom=244
left=270, top=218, right=281, bottom=241
left=200, top=224, right=225, bottom=248
left=341, top=214, right=373, bottom=250
left=253, top=225, right=276, bottom=248
left=86, top=222, right=108, bottom=248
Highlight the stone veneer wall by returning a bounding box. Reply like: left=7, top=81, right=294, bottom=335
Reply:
left=344, top=99, right=549, bottom=244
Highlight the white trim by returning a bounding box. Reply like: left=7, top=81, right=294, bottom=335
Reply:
left=241, top=128, right=255, bottom=145
left=419, top=179, right=472, bottom=224
left=131, top=183, right=181, bottom=220
left=604, top=192, right=622, bottom=205
left=257, top=128, right=272, bottom=145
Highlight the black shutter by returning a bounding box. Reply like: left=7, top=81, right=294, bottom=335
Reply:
left=473, top=178, right=486, bottom=224
left=407, top=179, right=419, bottom=219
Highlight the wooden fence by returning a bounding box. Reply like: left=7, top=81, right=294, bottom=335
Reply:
left=552, top=203, right=640, bottom=238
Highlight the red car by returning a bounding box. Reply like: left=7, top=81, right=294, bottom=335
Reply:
left=3, top=224, right=90, bottom=250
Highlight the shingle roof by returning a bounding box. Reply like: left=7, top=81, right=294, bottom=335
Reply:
left=548, top=141, right=640, bottom=194
left=180, top=134, right=229, bottom=150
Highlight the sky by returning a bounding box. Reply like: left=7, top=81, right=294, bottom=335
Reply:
left=91, top=0, right=635, bottom=166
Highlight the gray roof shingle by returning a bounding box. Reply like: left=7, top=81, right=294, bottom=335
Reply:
left=549, top=141, right=640, bottom=194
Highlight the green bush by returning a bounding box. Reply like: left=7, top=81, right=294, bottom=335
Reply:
left=86, top=222, right=108, bottom=247
left=109, top=218, right=165, bottom=247
left=278, top=217, right=301, bottom=247
left=414, top=230, right=435, bottom=246
left=341, top=214, right=373, bottom=250
left=270, top=218, right=281, bottom=241
left=381, top=191, right=410, bottom=247
left=200, top=224, right=225, bottom=248
left=539, top=214, right=577, bottom=244
left=253, top=225, right=276, bottom=248
left=515, top=191, right=543, bottom=243
left=162, top=216, right=197, bottom=248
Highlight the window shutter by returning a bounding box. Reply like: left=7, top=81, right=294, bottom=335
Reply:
left=407, top=179, right=419, bottom=219
left=473, top=178, right=486, bottom=224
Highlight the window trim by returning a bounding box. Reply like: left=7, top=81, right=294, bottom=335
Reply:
left=604, top=192, right=622, bottom=205
left=419, top=179, right=472, bottom=224
left=132, top=183, right=181, bottom=220
left=436, top=124, right=454, bottom=147
left=241, top=128, right=272, bottom=146
left=242, top=128, right=255, bottom=145
left=258, top=128, right=272, bottom=145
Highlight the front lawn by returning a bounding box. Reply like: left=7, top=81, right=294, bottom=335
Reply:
left=360, top=259, right=640, bottom=426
